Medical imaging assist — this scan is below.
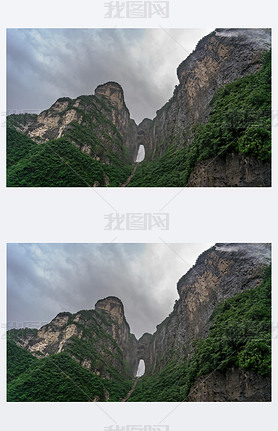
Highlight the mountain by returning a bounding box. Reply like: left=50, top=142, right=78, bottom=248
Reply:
left=7, top=28, right=271, bottom=187
left=132, top=243, right=271, bottom=402
left=7, top=243, right=271, bottom=402
left=138, top=29, right=271, bottom=159
left=8, top=296, right=137, bottom=379
left=6, top=83, right=135, bottom=187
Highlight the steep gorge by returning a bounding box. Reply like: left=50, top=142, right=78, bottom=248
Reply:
left=8, top=243, right=271, bottom=402
left=7, top=28, right=271, bottom=187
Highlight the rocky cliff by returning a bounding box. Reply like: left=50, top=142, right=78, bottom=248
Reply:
left=8, top=243, right=271, bottom=401
left=188, top=367, right=271, bottom=402
left=8, top=28, right=271, bottom=186
left=139, top=28, right=271, bottom=161
left=94, top=82, right=138, bottom=160
left=9, top=296, right=138, bottom=379
left=187, top=153, right=271, bottom=187
left=138, top=243, right=271, bottom=375
left=11, top=82, right=137, bottom=164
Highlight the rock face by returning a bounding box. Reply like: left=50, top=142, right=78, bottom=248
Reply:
left=139, top=28, right=271, bottom=161
left=13, top=82, right=137, bottom=163
left=94, top=82, right=138, bottom=161
left=11, top=296, right=138, bottom=379
left=138, top=243, right=271, bottom=375
left=9, top=29, right=271, bottom=185
left=188, top=367, right=271, bottom=402
left=8, top=243, right=271, bottom=400
left=94, top=296, right=139, bottom=374
left=187, top=153, right=271, bottom=187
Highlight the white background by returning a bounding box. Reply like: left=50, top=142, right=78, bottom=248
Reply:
left=0, top=1, right=277, bottom=430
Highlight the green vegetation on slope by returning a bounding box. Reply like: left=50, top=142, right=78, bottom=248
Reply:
left=7, top=339, right=38, bottom=383
left=7, top=308, right=135, bottom=402
left=61, top=309, right=133, bottom=380
left=6, top=54, right=270, bottom=187
left=130, top=52, right=271, bottom=187
left=7, top=267, right=271, bottom=401
left=7, top=127, right=37, bottom=168
left=129, top=266, right=271, bottom=401
left=8, top=327, right=38, bottom=342
left=7, top=349, right=132, bottom=402
left=7, top=113, right=38, bottom=128
left=62, top=95, right=130, bottom=163
left=7, top=134, right=132, bottom=187
left=6, top=93, right=133, bottom=187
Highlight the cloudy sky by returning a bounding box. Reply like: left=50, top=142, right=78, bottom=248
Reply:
left=7, top=28, right=212, bottom=124
left=7, top=243, right=213, bottom=338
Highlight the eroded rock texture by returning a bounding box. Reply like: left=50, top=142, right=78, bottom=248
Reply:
left=13, top=82, right=137, bottom=163
left=11, top=29, right=271, bottom=179
left=11, top=296, right=138, bottom=379
left=187, top=153, right=271, bottom=187
left=139, top=28, right=271, bottom=161
left=9, top=244, right=271, bottom=400
left=188, top=367, right=271, bottom=402
left=138, top=243, right=271, bottom=375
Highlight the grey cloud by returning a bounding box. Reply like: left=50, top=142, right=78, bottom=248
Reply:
left=7, top=243, right=213, bottom=338
left=7, top=28, right=213, bottom=123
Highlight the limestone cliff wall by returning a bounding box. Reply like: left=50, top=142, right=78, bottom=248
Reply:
left=11, top=29, right=271, bottom=180
left=187, top=367, right=271, bottom=401
left=187, top=153, right=271, bottom=187
left=14, top=82, right=137, bottom=163
left=139, top=28, right=271, bottom=161
left=13, top=297, right=138, bottom=379
left=9, top=243, right=271, bottom=399
left=138, top=243, right=271, bottom=375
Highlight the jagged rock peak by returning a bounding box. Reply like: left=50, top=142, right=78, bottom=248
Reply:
left=95, top=296, right=126, bottom=322
left=94, top=81, right=127, bottom=110
left=95, top=80, right=124, bottom=92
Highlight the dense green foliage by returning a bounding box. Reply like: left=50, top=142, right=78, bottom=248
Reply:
left=130, top=52, right=271, bottom=186
left=7, top=307, right=135, bottom=402
left=64, top=97, right=129, bottom=160
left=7, top=134, right=132, bottom=187
left=6, top=54, right=270, bottom=187
left=60, top=309, right=132, bottom=379
left=6, top=93, right=133, bottom=187
left=7, top=113, right=38, bottom=127
left=8, top=327, right=38, bottom=342
left=7, top=127, right=37, bottom=168
left=7, top=340, right=38, bottom=383
left=7, top=350, right=132, bottom=402
left=7, top=268, right=271, bottom=401
left=129, top=266, right=271, bottom=401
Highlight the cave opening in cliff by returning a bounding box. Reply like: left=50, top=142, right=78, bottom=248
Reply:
left=136, top=359, right=145, bottom=377
left=135, top=144, right=145, bottom=162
